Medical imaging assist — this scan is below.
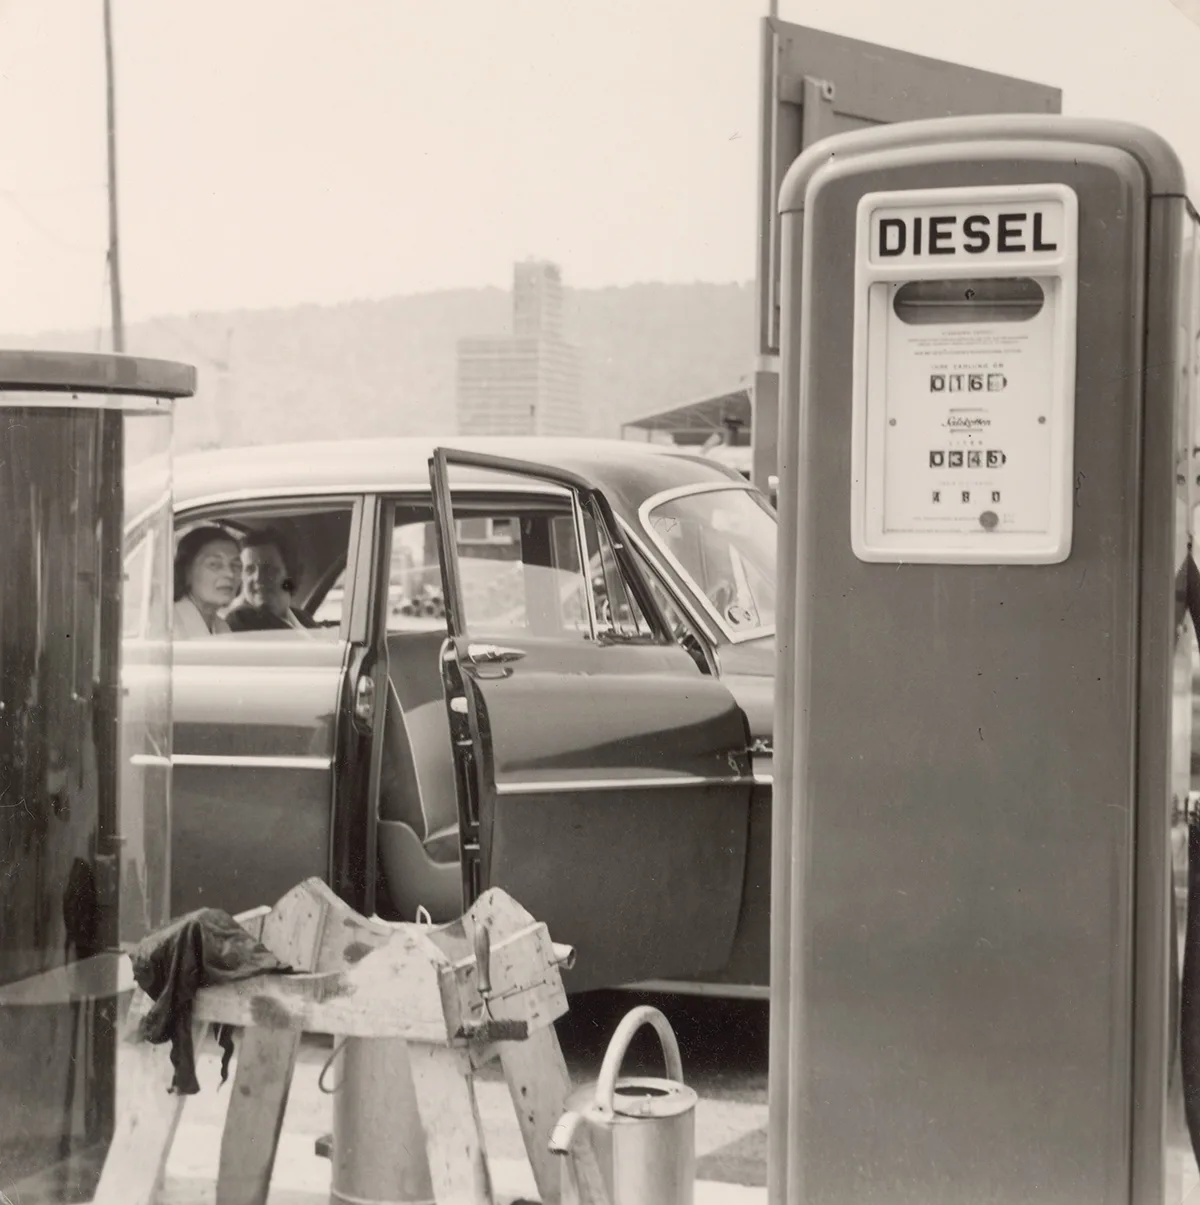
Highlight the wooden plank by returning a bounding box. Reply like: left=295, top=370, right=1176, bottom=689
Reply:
left=192, top=887, right=559, bottom=1043
left=502, top=1022, right=610, bottom=1205
left=408, top=1043, right=493, bottom=1205
left=561, top=1132, right=613, bottom=1205
left=93, top=881, right=420, bottom=1205
left=257, top=884, right=332, bottom=971
left=190, top=921, right=450, bottom=1039
left=92, top=899, right=272, bottom=1205
left=190, top=968, right=449, bottom=1040
left=92, top=1007, right=210, bottom=1205
left=498, top=1025, right=573, bottom=1205
left=289, top=877, right=394, bottom=971
left=235, top=905, right=271, bottom=942
left=215, top=1029, right=302, bottom=1205
left=214, top=877, right=390, bottom=1205
left=439, top=921, right=569, bottom=1039
left=239, top=878, right=392, bottom=973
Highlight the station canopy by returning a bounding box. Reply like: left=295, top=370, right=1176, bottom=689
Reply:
left=621, top=386, right=751, bottom=446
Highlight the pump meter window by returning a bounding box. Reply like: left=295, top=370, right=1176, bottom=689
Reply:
left=850, top=184, right=1079, bottom=564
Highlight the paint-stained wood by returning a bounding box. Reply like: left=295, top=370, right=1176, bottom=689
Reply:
left=215, top=878, right=394, bottom=1205
left=215, top=1029, right=302, bottom=1205
left=408, top=1043, right=494, bottom=1205
left=190, top=897, right=564, bottom=1043
left=439, top=920, right=570, bottom=1039
left=498, top=1025, right=572, bottom=1205
left=189, top=948, right=450, bottom=1040
left=496, top=1022, right=611, bottom=1205
left=91, top=1007, right=211, bottom=1205
left=97, top=880, right=574, bottom=1205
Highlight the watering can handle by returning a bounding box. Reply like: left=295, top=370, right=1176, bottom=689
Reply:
left=594, top=1005, right=684, bottom=1115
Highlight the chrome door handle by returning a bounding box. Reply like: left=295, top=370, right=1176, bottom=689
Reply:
left=467, top=643, right=526, bottom=665
left=353, top=674, right=376, bottom=730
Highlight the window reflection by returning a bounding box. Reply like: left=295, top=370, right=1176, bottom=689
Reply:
left=644, top=486, right=776, bottom=634
left=0, top=399, right=172, bottom=1205
left=1170, top=204, right=1200, bottom=1202
left=0, top=409, right=126, bottom=1201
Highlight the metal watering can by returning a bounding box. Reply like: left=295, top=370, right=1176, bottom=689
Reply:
left=549, top=1005, right=697, bottom=1205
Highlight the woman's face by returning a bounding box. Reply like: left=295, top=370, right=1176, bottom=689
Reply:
left=188, top=539, right=240, bottom=610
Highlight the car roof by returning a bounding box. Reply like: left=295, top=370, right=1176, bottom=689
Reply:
left=165, top=435, right=751, bottom=515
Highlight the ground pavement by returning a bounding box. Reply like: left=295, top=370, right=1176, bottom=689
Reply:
left=160, top=1039, right=769, bottom=1205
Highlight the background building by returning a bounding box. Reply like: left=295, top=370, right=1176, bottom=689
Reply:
left=456, top=259, right=583, bottom=436
left=621, top=384, right=756, bottom=482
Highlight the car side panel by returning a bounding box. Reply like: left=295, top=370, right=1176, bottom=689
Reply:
left=170, top=637, right=345, bottom=917
left=683, top=781, right=772, bottom=988
left=463, top=636, right=753, bottom=991
left=689, top=661, right=774, bottom=988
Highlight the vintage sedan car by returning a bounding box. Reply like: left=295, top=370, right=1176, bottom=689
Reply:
left=123, top=436, right=775, bottom=996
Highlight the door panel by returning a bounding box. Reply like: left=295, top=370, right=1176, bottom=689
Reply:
left=170, top=636, right=346, bottom=917
left=483, top=639, right=748, bottom=787
left=461, top=636, right=752, bottom=990
left=168, top=496, right=369, bottom=920
left=430, top=448, right=754, bottom=991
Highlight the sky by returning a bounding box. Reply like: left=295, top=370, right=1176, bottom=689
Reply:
left=1, top=0, right=1199, bottom=340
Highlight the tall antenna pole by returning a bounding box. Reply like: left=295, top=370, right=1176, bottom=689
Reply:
left=103, top=0, right=125, bottom=353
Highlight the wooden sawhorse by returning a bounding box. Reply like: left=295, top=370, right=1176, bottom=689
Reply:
left=92, top=878, right=596, bottom=1205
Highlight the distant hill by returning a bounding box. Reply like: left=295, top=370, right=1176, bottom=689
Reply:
left=1, top=282, right=756, bottom=454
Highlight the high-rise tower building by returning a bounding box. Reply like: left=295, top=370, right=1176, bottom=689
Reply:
left=456, top=259, right=582, bottom=436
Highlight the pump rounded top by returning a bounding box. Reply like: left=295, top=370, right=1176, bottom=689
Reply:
left=0, top=350, right=197, bottom=400
left=777, top=114, right=1188, bottom=216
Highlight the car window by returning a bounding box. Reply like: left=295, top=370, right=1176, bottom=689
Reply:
left=561, top=508, right=655, bottom=641
left=322, top=497, right=671, bottom=644
left=173, top=502, right=355, bottom=640
left=631, top=546, right=690, bottom=639
left=386, top=517, right=526, bottom=631
left=388, top=511, right=589, bottom=637
left=643, top=486, right=776, bottom=635
left=316, top=515, right=526, bottom=632
left=360, top=500, right=628, bottom=639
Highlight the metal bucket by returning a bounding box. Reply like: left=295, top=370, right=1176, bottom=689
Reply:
left=550, top=1006, right=697, bottom=1205
left=327, top=1037, right=434, bottom=1205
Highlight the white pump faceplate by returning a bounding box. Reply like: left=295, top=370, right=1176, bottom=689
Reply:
left=850, top=183, right=1079, bottom=564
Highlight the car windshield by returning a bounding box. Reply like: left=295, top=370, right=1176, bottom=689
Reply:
left=642, top=486, right=776, bottom=636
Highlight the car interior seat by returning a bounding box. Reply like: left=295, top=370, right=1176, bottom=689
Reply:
left=375, top=630, right=464, bottom=923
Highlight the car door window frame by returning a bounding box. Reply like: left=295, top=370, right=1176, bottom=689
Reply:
left=172, top=494, right=365, bottom=643
left=626, top=539, right=719, bottom=676
left=382, top=488, right=600, bottom=636
left=567, top=491, right=599, bottom=641
left=612, top=512, right=722, bottom=649
left=637, top=481, right=777, bottom=645
left=576, top=497, right=662, bottom=645
left=429, top=447, right=680, bottom=649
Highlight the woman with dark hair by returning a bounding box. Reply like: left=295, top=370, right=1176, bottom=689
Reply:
left=173, top=526, right=240, bottom=637
left=225, top=527, right=317, bottom=633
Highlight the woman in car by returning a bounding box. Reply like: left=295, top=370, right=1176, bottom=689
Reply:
left=225, top=528, right=318, bottom=632
left=173, top=526, right=240, bottom=637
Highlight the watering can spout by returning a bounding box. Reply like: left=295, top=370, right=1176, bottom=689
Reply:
left=549, top=1109, right=585, bottom=1156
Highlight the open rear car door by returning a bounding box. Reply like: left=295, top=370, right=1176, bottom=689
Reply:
left=429, top=448, right=755, bottom=991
